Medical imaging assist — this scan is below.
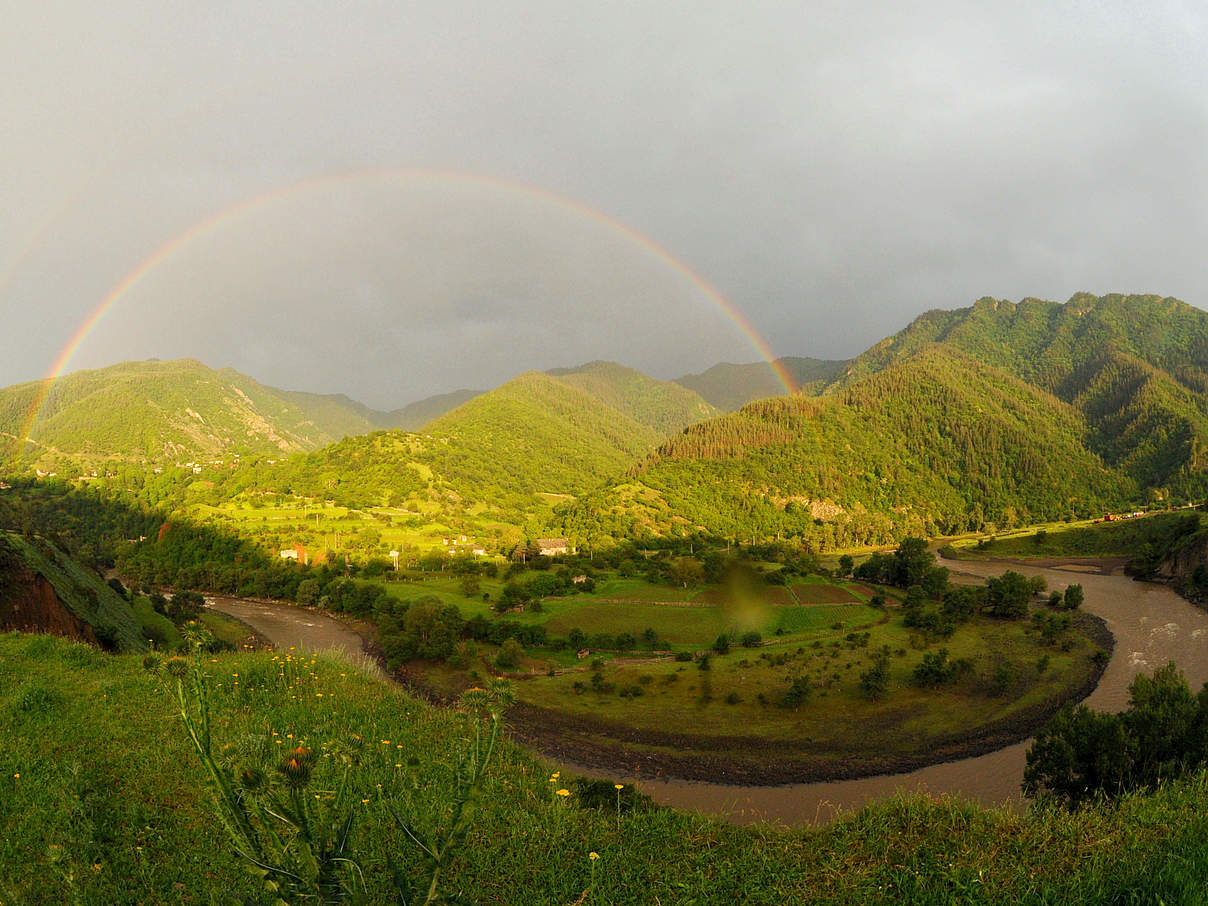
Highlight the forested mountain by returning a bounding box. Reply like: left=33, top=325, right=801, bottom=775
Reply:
left=674, top=357, right=849, bottom=410
left=545, top=360, right=718, bottom=433
left=227, top=369, right=681, bottom=513
left=828, top=293, right=1208, bottom=499
left=6, top=294, right=1207, bottom=554
left=386, top=388, right=483, bottom=431
left=0, top=359, right=393, bottom=469
left=560, top=344, right=1135, bottom=548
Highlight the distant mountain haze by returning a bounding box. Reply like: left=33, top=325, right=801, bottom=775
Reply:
left=673, top=357, right=849, bottom=411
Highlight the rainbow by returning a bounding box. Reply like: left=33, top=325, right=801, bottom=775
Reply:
left=10, top=167, right=796, bottom=457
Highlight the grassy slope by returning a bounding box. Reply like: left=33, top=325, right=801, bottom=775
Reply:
left=946, top=512, right=1203, bottom=560
left=255, top=370, right=670, bottom=512
left=1, top=533, right=144, bottom=651
left=3, top=632, right=1207, bottom=905
left=546, top=360, right=719, bottom=435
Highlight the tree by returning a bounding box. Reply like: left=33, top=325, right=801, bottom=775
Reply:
left=668, top=556, right=704, bottom=588
left=837, top=554, right=853, bottom=577
left=985, top=570, right=1031, bottom=619
left=859, top=654, right=890, bottom=699
left=892, top=537, right=933, bottom=588
left=494, top=638, right=524, bottom=670
left=1023, top=663, right=1208, bottom=805
left=1023, top=703, right=1132, bottom=805
left=1063, top=583, right=1084, bottom=610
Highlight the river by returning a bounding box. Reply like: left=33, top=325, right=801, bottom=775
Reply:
left=205, top=559, right=1208, bottom=826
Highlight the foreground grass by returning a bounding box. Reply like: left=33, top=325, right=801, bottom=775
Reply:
left=3, top=632, right=1208, bottom=904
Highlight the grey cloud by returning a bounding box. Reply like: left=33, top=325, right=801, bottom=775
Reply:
left=2, top=1, right=1206, bottom=405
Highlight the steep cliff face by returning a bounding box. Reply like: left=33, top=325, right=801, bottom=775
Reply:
left=1156, top=530, right=1208, bottom=587
left=0, top=560, right=102, bottom=646
left=0, top=534, right=144, bottom=651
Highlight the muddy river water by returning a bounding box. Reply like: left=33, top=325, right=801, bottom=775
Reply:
left=206, top=558, right=1208, bottom=826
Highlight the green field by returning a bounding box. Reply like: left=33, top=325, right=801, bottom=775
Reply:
left=946, top=511, right=1202, bottom=560
left=3, top=632, right=1204, bottom=905
left=188, top=498, right=523, bottom=566
left=412, top=573, right=1104, bottom=779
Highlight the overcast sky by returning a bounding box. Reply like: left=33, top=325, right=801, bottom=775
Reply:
left=2, top=2, right=1205, bottom=408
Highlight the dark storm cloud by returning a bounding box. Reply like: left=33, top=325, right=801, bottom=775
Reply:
left=1, top=1, right=1205, bottom=406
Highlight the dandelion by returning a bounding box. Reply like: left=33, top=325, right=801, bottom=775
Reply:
left=13, top=773, right=19, bottom=779
left=556, top=788, right=570, bottom=797
left=614, top=784, right=624, bottom=790
left=589, top=852, right=599, bottom=861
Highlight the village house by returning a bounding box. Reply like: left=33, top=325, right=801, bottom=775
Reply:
left=536, top=538, right=571, bottom=557
left=279, top=544, right=307, bottom=564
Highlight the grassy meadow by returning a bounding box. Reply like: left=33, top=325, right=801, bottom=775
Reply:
left=943, top=511, right=1201, bottom=561
left=4, top=632, right=1208, bottom=905
left=378, top=567, right=1107, bottom=780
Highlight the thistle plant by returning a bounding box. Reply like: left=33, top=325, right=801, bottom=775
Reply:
left=146, top=637, right=362, bottom=904
left=388, top=679, right=513, bottom=906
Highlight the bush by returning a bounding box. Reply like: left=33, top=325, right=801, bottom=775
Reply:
left=1023, top=663, right=1208, bottom=805
left=739, top=631, right=762, bottom=648
left=781, top=676, right=812, bottom=707
left=493, top=639, right=524, bottom=670
left=911, top=648, right=969, bottom=688
left=989, top=663, right=1015, bottom=697
left=859, top=655, right=890, bottom=699
left=1063, top=584, right=1085, bottom=610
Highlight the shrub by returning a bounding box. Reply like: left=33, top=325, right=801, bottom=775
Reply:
left=781, top=676, right=812, bottom=707
left=911, top=648, right=969, bottom=688
left=493, top=638, right=524, bottom=670
left=859, top=655, right=890, bottom=699
left=1063, top=584, right=1085, bottom=610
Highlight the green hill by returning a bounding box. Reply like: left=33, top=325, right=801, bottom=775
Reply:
left=386, top=388, right=483, bottom=430
left=562, top=345, right=1134, bottom=548
left=546, top=360, right=719, bottom=434
left=674, top=357, right=849, bottom=410
left=0, top=359, right=393, bottom=470
left=230, top=369, right=680, bottom=516
left=830, top=293, right=1208, bottom=497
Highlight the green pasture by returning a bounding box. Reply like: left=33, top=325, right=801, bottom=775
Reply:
left=3, top=633, right=1205, bottom=904
left=947, top=511, right=1197, bottom=560
left=485, top=612, right=1099, bottom=761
